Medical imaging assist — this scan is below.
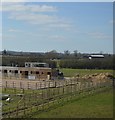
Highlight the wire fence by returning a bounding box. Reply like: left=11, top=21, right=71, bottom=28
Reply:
left=2, top=78, right=113, bottom=118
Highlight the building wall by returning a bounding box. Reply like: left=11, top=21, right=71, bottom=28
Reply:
left=25, top=62, right=49, bottom=68
left=1, top=66, right=52, bottom=80
left=19, top=67, right=52, bottom=80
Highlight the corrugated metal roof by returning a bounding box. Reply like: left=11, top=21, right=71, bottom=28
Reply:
left=90, top=55, right=104, bottom=57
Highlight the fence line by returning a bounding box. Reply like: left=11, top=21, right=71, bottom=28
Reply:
left=2, top=78, right=113, bottom=118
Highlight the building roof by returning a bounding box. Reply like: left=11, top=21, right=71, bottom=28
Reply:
left=0, top=66, right=51, bottom=70
left=90, top=55, right=104, bottom=58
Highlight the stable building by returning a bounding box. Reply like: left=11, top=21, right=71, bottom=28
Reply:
left=1, top=62, right=52, bottom=80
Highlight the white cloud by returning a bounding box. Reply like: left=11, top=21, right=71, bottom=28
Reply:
left=87, top=32, right=112, bottom=39
left=2, top=35, right=15, bottom=40
left=8, top=12, right=59, bottom=25
left=30, top=5, right=57, bottom=12
left=8, top=29, right=22, bottom=32
left=1, top=3, right=57, bottom=12
left=5, top=5, right=71, bottom=30
left=25, top=32, right=46, bottom=38
left=1, top=3, right=73, bottom=32
left=49, top=35, right=66, bottom=41
left=48, top=23, right=72, bottom=30
left=1, top=0, right=27, bottom=2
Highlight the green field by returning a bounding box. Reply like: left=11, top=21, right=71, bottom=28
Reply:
left=60, top=68, right=113, bottom=77
left=33, top=89, right=113, bottom=118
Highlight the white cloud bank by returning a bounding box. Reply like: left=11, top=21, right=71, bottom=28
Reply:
left=8, top=29, right=22, bottom=32
left=1, top=3, right=72, bottom=30
left=9, top=12, right=59, bottom=25
left=1, top=3, right=57, bottom=12
left=87, top=32, right=112, bottom=39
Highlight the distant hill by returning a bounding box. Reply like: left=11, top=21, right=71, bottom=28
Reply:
left=0, top=50, right=44, bottom=56
left=0, top=50, right=113, bottom=58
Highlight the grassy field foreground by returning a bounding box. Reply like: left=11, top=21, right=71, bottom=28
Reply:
left=33, top=89, right=113, bottom=118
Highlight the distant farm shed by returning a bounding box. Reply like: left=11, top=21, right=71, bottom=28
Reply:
left=89, top=54, right=104, bottom=60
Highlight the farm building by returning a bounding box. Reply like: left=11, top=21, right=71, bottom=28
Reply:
left=88, top=54, right=104, bottom=60
left=0, top=62, right=53, bottom=80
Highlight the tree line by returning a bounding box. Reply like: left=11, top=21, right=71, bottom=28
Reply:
left=1, top=50, right=114, bottom=69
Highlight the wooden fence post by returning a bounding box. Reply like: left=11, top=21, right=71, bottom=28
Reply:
left=5, top=81, right=7, bottom=91
left=47, top=81, right=50, bottom=108
left=71, top=79, right=73, bottom=100
left=35, top=82, right=37, bottom=90
left=8, top=107, right=10, bottom=118
left=13, top=81, right=14, bottom=88
left=40, top=81, right=41, bottom=89
left=20, top=82, right=22, bottom=89
left=63, top=82, right=64, bottom=95
left=27, top=82, right=30, bottom=89
left=16, top=105, right=18, bottom=118
left=42, top=89, right=44, bottom=111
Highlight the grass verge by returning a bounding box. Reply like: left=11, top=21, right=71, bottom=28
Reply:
left=33, top=88, right=113, bottom=118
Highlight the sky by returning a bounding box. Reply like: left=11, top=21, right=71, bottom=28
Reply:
left=0, top=2, right=113, bottom=54
left=1, top=0, right=114, bottom=2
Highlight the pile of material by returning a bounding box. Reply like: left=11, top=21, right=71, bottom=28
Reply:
left=81, top=73, right=114, bottom=82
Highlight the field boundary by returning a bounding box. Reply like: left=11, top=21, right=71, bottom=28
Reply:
left=2, top=78, right=113, bottom=118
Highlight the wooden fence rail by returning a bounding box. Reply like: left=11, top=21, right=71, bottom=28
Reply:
left=2, top=78, right=113, bottom=118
